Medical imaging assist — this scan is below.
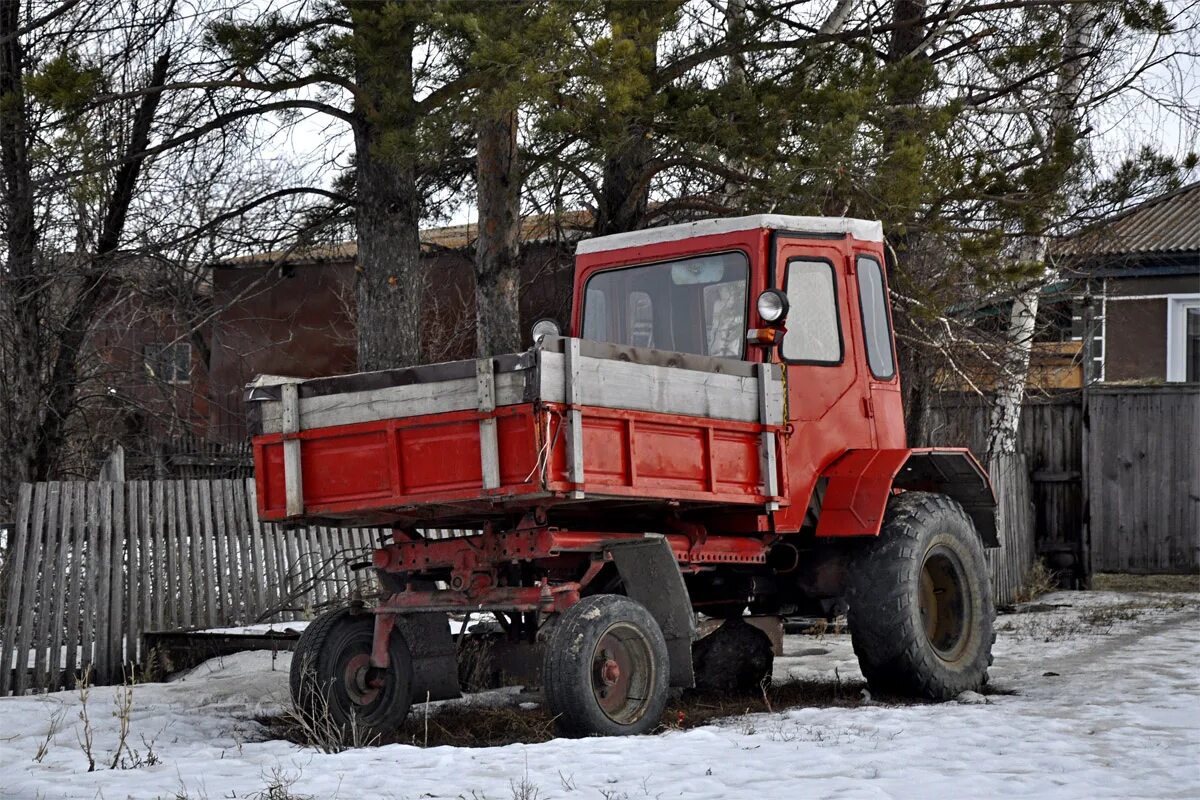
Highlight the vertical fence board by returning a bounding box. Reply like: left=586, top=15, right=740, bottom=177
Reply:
left=240, top=482, right=266, bottom=620
left=81, top=484, right=100, bottom=681
left=225, top=480, right=249, bottom=621
left=0, top=484, right=34, bottom=696
left=63, top=483, right=86, bottom=686
left=109, top=484, right=127, bottom=677
left=46, top=484, right=71, bottom=689
left=93, top=484, right=113, bottom=686
left=137, top=482, right=152, bottom=652
left=31, top=483, right=61, bottom=691
left=196, top=479, right=218, bottom=628
left=13, top=483, right=48, bottom=694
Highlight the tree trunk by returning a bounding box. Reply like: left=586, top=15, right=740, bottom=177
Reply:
left=354, top=144, right=424, bottom=370
left=985, top=4, right=1098, bottom=460
left=593, top=5, right=661, bottom=237
left=474, top=108, right=522, bottom=357
left=0, top=0, right=40, bottom=500
left=350, top=5, right=424, bottom=371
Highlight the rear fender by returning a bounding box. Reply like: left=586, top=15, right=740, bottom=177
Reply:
left=813, top=448, right=998, bottom=547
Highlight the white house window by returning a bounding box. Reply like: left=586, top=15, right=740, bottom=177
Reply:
left=143, top=342, right=192, bottom=384
left=1166, top=295, right=1200, bottom=382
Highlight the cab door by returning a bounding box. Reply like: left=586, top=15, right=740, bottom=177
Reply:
left=771, top=235, right=875, bottom=531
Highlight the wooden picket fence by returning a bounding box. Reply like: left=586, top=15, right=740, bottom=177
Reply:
left=0, top=479, right=405, bottom=696
left=986, top=452, right=1036, bottom=605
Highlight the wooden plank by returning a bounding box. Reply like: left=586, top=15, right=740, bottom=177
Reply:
left=137, top=482, right=152, bottom=652
left=200, top=480, right=221, bottom=624
left=162, top=482, right=179, bottom=630
left=0, top=484, right=33, bottom=696
left=227, top=479, right=252, bottom=623
left=311, top=527, right=329, bottom=607
left=168, top=482, right=186, bottom=633
left=14, top=483, right=48, bottom=694
left=124, top=483, right=140, bottom=668
left=237, top=479, right=266, bottom=621
left=109, top=481, right=126, bottom=678
left=264, top=487, right=283, bottom=617
left=46, top=483, right=71, bottom=690
left=183, top=480, right=209, bottom=628
left=63, top=483, right=86, bottom=686
left=27, top=483, right=57, bottom=692
left=308, top=526, right=326, bottom=608
left=81, top=483, right=101, bottom=681
left=151, top=481, right=167, bottom=631
left=251, top=479, right=282, bottom=618
left=93, top=483, right=113, bottom=686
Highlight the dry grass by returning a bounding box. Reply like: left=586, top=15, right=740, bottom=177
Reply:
left=1013, top=560, right=1060, bottom=604
left=1091, top=573, right=1200, bottom=593
left=255, top=674, right=941, bottom=749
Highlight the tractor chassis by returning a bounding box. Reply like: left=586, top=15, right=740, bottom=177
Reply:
left=365, top=521, right=770, bottom=671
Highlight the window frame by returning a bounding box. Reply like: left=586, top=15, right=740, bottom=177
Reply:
left=579, top=249, right=752, bottom=360
left=1166, top=293, right=1200, bottom=382
left=779, top=256, right=845, bottom=367
left=143, top=341, right=192, bottom=385
left=854, top=254, right=897, bottom=381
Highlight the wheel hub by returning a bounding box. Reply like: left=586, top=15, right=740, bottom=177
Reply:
left=919, top=547, right=970, bottom=662
left=591, top=625, right=654, bottom=723
left=343, top=653, right=380, bottom=706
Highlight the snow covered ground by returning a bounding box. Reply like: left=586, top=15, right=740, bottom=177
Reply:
left=1, top=590, right=1197, bottom=800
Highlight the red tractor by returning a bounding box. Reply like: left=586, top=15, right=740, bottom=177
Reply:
left=249, top=214, right=996, bottom=738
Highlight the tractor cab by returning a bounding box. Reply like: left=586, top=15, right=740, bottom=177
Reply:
left=569, top=214, right=908, bottom=532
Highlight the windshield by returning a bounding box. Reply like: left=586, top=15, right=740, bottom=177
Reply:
left=581, top=251, right=749, bottom=358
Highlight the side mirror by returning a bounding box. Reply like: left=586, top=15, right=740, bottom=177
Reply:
left=531, top=317, right=561, bottom=343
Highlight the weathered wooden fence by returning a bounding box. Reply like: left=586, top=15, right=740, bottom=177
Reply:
left=1086, top=386, right=1200, bottom=573
left=985, top=453, right=1036, bottom=604
left=0, top=479, right=392, bottom=696
left=929, top=384, right=1200, bottom=584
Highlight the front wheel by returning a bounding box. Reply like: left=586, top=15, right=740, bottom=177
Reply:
left=290, top=606, right=414, bottom=737
left=542, top=594, right=670, bottom=737
left=846, top=492, right=995, bottom=700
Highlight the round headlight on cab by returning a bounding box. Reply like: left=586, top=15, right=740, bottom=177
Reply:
left=757, top=289, right=789, bottom=325
left=531, top=317, right=561, bottom=343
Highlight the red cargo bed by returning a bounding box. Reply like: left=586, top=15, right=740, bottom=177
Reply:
left=248, top=338, right=786, bottom=528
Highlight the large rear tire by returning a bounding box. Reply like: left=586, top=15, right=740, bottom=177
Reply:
left=542, top=594, right=670, bottom=737
left=290, top=606, right=414, bottom=737
left=846, top=492, right=994, bottom=700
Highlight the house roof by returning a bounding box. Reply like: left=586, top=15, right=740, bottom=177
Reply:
left=1055, top=181, right=1200, bottom=258
left=219, top=210, right=591, bottom=268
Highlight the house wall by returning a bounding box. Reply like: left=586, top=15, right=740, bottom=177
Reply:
left=91, top=294, right=213, bottom=439
left=1105, top=298, right=1169, bottom=381
left=1103, top=273, right=1200, bottom=382
left=208, top=261, right=357, bottom=440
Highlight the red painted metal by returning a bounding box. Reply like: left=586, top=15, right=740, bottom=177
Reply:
left=255, top=401, right=783, bottom=523
left=255, top=219, right=993, bottom=556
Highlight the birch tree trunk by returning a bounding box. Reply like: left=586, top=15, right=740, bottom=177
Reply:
left=985, top=4, right=1099, bottom=460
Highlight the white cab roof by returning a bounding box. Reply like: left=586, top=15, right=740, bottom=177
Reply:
left=575, top=214, right=884, bottom=255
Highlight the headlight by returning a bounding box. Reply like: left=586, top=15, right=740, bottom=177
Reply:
left=757, top=289, right=789, bottom=324
left=531, top=318, right=561, bottom=342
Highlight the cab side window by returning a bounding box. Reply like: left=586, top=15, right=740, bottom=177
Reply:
left=856, top=256, right=895, bottom=380
left=781, top=259, right=842, bottom=364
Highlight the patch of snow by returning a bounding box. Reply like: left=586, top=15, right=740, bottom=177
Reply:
left=0, top=591, right=1196, bottom=799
